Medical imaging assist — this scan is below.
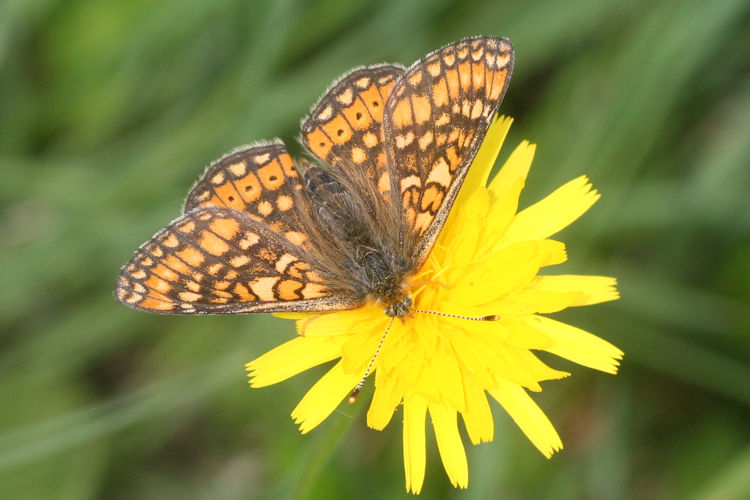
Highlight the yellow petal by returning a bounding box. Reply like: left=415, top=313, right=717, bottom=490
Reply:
left=340, top=320, right=393, bottom=374
left=291, top=361, right=362, bottom=434
left=385, top=327, right=425, bottom=389
left=461, top=379, right=494, bottom=444
left=451, top=325, right=543, bottom=391
left=376, top=321, right=412, bottom=374
left=403, top=395, right=428, bottom=494
left=435, top=342, right=466, bottom=411
left=246, top=336, right=344, bottom=387
left=488, top=344, right=543, bottom=392
left=367, top=368, right=404, bottom=430
left=533, top=275, right=620, bottom=306
left=505, top=175, right=600, bottom=242
left=302, top=305, right=384, bottom=337
left=510, top=348, right=570, bottom=384
left=488, top=139, right=535, bottom=200
left=429, top=402, right=469, bottom=489
left=524, top=315, right=624, bottom=374
left=451, top=240, right=568, bottom=301
left=455, top=115, right=513, bottom=208
left=463, top=183, right=492, bottom=220
left=414, top=351, right=443, bottom=403
left=448, top=327, right=498, bottom=389
left=403, top=332, right=466, bottom=410
left=481, top=140, right=537, bottom=249
left=488, top=379, right=563, bottom=458
left=439, top=190, right=489, bottom=276
left=502, top=288, right=581, bottom=314
left=501, top=317, right=552, bottom=350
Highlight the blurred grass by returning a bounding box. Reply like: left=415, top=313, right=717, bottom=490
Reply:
left=1, top=0, right=749, bottom=498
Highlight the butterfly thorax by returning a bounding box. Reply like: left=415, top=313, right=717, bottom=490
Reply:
left=303, top=166, right=413, bottom=316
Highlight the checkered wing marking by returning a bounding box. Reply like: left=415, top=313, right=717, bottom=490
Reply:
left=184, top=141, right=311, bottom=248
left=301, top=64, right=405, bottom=194
left=383, top=36, right=513, bottom=266
left=115, top=206, right=359, bottom=314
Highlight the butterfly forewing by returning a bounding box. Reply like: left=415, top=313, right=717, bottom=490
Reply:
left=301, top=64, right=405, bottom=194
left=383, top=36, right=513, bottom=267
left=115, top=206, right=359, bottom=314
left=184, top=141, right=312, bottom=248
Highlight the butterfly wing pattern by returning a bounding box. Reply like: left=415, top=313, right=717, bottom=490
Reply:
left=114, top=206, right=360, bottom=314
left=183, top=141, right=311, bottom=248
left=302, top=63, right=405, bottom=193
left=383, top=37, right=513, bottom=267
left=116, top=36, right=513, bottom=315
left=115, top=143, right=360, bottom=314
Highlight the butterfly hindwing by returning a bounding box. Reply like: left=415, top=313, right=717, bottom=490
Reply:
left=115, top=206, right=360, bottom=314
left=383, top=36, right=513, bottom=266
left=184, top=141, right=312, bottom=249
left=301, top=64, right=405, bottom=195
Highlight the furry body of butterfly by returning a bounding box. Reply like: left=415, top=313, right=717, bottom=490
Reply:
left=300, top=162, right=414, bottom=316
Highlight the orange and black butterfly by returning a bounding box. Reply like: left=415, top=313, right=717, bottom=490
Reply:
left=115, top=36, right=514, bottom=318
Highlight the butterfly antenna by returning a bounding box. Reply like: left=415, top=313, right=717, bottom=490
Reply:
left=411, top=308, right=500, bottom=321
left=348, top=317, right=395, bottom=404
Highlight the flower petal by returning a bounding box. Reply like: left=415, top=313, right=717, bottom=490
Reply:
left=427, top=335, right=466, bottom=410
left=501, top=317, right=552, bottom=350
left=452, top=240, right=568, bottom=302
left=510, top=348, right=570, bottom=384
left=340, top=319, right=393, bottom=374
left=488, top=344, right=544, bottom=391
left=377, top=321, right=412, bottom=374
left=440, top=190, right=490, bottom=276
left=505, top=175, right=600, bottom=242
left=246, top=336, right=345, bottom=387
left=488, top=139, right=535, bottom=201
left=454, top=328, right=544, bottom=392
left=524, top=315, right=624, bottom=374
left=291, top=361, right=362, bottom=434
left=429, top=402, right=469, bottom=489
left=403, top=395, right=428, bottom=494
left=533, top=275, right=620, bottom=306
left=367, top=369, right=404, bottom=430
left=488, top=380, right=562, bottom=458
left=449, top=326, right=499, bottom=389
left=456, top=115, right=513, bottom=207
left=502, top=288, right=581, bottom=314
left=481, top=140, right=537, bottom=248
left=414, top=352, right=443, bottom=403
left=461, top=379, right=494, bottom=444
left=302, top=305, right=384, bottom=337
left=384, top=327, right=425, bottom=389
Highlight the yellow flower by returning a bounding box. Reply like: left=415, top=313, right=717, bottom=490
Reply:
left=246, top=116, right=623, bottom=494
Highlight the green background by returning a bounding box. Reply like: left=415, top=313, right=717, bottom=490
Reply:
left=2, top=0, right=749, bottom=498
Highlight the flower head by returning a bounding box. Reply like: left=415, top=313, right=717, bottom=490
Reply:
left=246, top=116, right=622, bottom=493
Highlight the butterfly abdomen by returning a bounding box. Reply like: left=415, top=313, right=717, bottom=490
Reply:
left=302, top=165, right=411, bottom=311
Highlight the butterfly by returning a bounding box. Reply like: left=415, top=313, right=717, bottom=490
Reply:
left=115, top=36, right=514, bottom=319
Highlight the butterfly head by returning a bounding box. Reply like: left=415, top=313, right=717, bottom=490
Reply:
left=383, top=293, right=412, bottom=318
